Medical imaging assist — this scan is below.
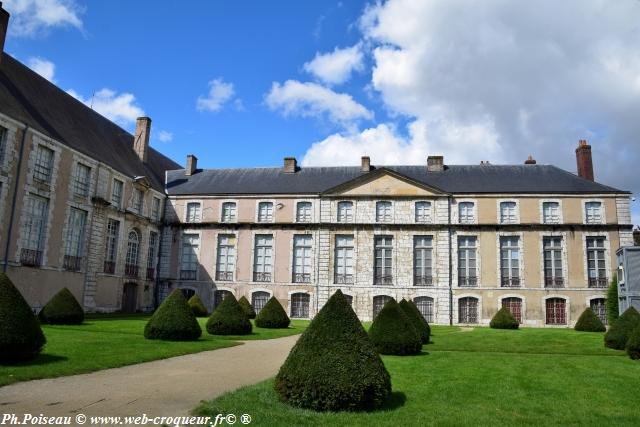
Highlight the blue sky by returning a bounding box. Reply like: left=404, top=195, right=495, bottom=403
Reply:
left=3, top=0, right=640, bottom=226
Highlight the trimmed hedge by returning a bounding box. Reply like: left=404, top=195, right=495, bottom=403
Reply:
left=626, top=324, right=640, bottom=360
left=238, top=296, right=256, bottom=319
left=0, top=273, right=46, bottom=363
left=604, top=307, right=640, bottom=350
left=606, top=274, right=620, bottom=326
left=39, top=287, right=84, bottom=325
left=399, top=299, right=429, bottom=344
left=255, top=297, right=290, bottom=328
left=574, top=308, right=606, bottom=332
left=206, top=294, right=252, bottom=335
left=144, top=289, right=202, bottom=341
left=275, top=289, right=391, bottom=411
left=187, top=295, right=208, bottom=317
left=489, top=307, right=519, bottom=330
left=368, top=298, right=422, bottom=356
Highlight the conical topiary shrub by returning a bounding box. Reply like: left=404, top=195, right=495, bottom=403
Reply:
left=187, top=294, right=208, bottom=317
left=489, top=307, right=519, bottom=330
left=38, top=287, right=84, bottom=325
left=625, top=324, right=640, bottom=360
left=255, top=297, right=290, bottom=328
left=605, top=307, right=640, bottom=350
left=206, top=294, right=252, bottom=335
left=399, top=299, right=429, bottom=344
left=574, top=307, right=606, bottom=332
left=275, top=290, right=391, bottom=411
left=0, top=273, right=46, bottom=363
left=238, top=296, right=256, bottom=319
left=144, top=289, right=202, bottom=341
left=368, top=298, right=422, bottom=355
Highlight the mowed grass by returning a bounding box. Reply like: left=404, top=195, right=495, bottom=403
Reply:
left=0, top=316, right=308, bottom=387
left=195, top=326, right=640, bottom=426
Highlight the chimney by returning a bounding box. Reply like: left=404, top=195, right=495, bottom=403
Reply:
left=361, top=156, right=371, bottom=172
left=524, top=155, right=536, bottom=165
left=133, top=117, right=151, bottom=163
left=575, top=139, right=594, bottom=181
left=427, top=155, right=444, bottom=172
left=185, top=154, right=198, bottom=176
left=0, top=2, right=9, bottom=63
left=283, top=157, right=297, bottom=173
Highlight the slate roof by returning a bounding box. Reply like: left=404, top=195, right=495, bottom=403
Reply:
left=0, top=53, right=180, bottom=192
left=166, top=164, right=627, bottom=196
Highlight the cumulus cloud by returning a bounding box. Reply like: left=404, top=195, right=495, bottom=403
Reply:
left=157, top=130, right=173, bottom=143
left=27, top=56, right=55, bottom=82
left=196, top=78, right=236, bottom=113
left=265, top=80, right=373, bottom=129
left=67, top=88, right=144, bottom=126
left=303, top=44, right=364, bottom=85
left=3, top=0, right=83, bottom=37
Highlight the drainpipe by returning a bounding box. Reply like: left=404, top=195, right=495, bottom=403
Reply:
left=448, top=195, right=453, bottom=326
left=2, top=124, right=28, bottom=273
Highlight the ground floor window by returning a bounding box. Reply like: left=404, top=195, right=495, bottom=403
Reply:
left=458, top=297, right=478, bottom=324
left=343, top=294, right=353, bottom=306
left=590, top=298, right=607, bottom=325
left=213, top=290, right=232, bottom=310
left=373, top=295, right=392, bottom=319
left=502, top=297, right=522, bottom=323
left=414, top=296, right=434, bottom=323
left=291, top=293, right=310, bottom=318
left=252, top=291, right=270, bottom=314
left=181, top=288, right=196, bottom=300
left=546, top=298, right=566, bottom=325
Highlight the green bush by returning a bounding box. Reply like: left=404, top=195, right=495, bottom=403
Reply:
left=275, top=290, right=391, bottom=411
left=574, top=308, right=606, bottom=332
left=238, top=296, right=256, bottom=319
left=368, top=298, right=422, bottom=355
left=489, top=307, right=519, bottom=330
left=38, top=287, right=84, bottom=325
left=626, top=324, right=640, bottom=360
left=0, top=273, right=46, bottom=363
left=604, top=307, right=640, bottom=350
left=206, top=294, right=252, bottom=335
left=144, top=289, right=202, bottom=341
left=255, top=297, right=290, bottom=328
left=399, top=299, right=429, bottom=344
left=187, top=294, right=208, bottom=317
left=606, top=274, right=620, bottom=325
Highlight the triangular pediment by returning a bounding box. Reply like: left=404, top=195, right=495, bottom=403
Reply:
left=323, top=168, right=444, bottom=197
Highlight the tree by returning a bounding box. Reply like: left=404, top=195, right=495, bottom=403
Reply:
left=489, top=307, right=519, bottom=329
left=368, top=298, right=422, bottom=355
left=398, top=299, right=430, bottom=343
left=238, top=296, right=256, bottom=319
left=144, top=289, right=202, bottom=341
left=255, top=297, right=290, bottom=328
left=206, top=294, right=252, bottom=335
left=606, top=274, right=620, bottom=325
left=187, top=294, right=208, bottom=317
left=39, top=287, right=84, bottom=325
left=574, top=308, right=606, bottom=332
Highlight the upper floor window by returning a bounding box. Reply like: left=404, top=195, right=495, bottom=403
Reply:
left=415, top=201, right=432, bottom=223
left=73, top=163, right=91, bottom=197
left=334, top=235, right=354, bottom=284
left=180, top=233, right=199, bottom=280
left=151, top=197, right=161, bottom=221
left=586, top=237, right=607, bottom=288
left=253, top=234, right=273, bottom=282
left=458, top=202, right=475, bottom=224
left=458, top=236, right=477, bottom=287
left=293, top=235, right=312, bottom=283
left=543, top=237, right=564, bottom=288
left=258, top=202, right=273, bottom=222
left=111, top=179, right=123, bottom=208
left=499, top=236, right=520, bottom=287
left=132, top=188, right=144, bottom=214
left=216, top=234, right=236, bottom=281
left=296, top=202, right=312, bottom=222
left=33, top=145, right=54, bottom=183
left=543, top=201, right=561, bottom=224
left=0, top=126, right=7, bottom=165
left=20, top=194, right=49, bottom=267
left=337, top=201, right=353, bottom=222
left=63, top=208, right=87, bottom=271
left=374, top=236, right=393, bottom=285
left=221, top=202, right=237, bottom=222
left=414, top=236, right=433, bottom=286
left=500, top=201, right=517, bottom=224
left=376, top=201, right=392, bottom=223
left=186, top=202, right=201, bottom=223
left=585, top=201, right=602, bottom=224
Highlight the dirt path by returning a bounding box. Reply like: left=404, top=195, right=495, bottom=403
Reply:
left=0, top=334, right=299, bottom=419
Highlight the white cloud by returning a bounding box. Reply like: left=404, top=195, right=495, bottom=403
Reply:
left=157, top=130, right=173, bottom=143
left=4, top=0, right=83, bottom=37
left=265, top=80, right=373, bottom=129
left=303, top=44, right=364, bottom=85
left=27, top=56, right=55, bottom=82
left=67, top=88, right=144, bottom=126
left=196, top=78, right=236, bottom=113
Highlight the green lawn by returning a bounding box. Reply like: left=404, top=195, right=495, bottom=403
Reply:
left=0, top=316, right=308, bottom=387
left=195, top=326, right=640, bottom=426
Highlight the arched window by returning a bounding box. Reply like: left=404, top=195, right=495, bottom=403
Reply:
left=337, top=201, right=353, bottom=222
left=502, top=297, right=522, bottom=323
left=291, top=293, right=310, bottom=318
left=213, top=290, right=232, bottom=309
left=458, top=297, right=478, bottom=324
left=125, top=230, right=140, bottom=278
left=546, top=298, right=566, bottom=325
left=181, top=288, right=196, bottom=300
left=414, top=296, right=434, bottom=323
left=373, top=295, right=392, bottom=319
left=252, top=291, right=270, bottom=314
left=590, top=298, right=607, bottom=325
left=343, top=294, right=353, bottom=306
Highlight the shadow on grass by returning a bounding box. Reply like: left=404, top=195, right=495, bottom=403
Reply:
left=379, top=391, right=407, bottom=411
left=2, top=353, right=68, bottom=367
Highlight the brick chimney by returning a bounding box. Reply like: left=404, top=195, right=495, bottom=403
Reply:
left=427, top=155, right=444, bottom=172
left=283, top=157, right=297, bottom=173
left=524, top=155, right=536, bottom=165
left=133, top=117, right=151, bottom=163
left=361, top=156, right=371, bottom=172
left=185, top=154, right=198, bottom=176
left=575, top=139, right=594, bottom=181
left=0, top=2, right=9, bottom=64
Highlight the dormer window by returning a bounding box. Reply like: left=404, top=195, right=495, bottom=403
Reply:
left=132, top=188, right=144, bottom=214
left=499, top=201, right=517, bottom=224
left=415, top=201, right=432, bottom=223
left=296, top=201, right=312, bottom=222
left=186, top=202, right=202, bottom=223
left=458, top=202, right=475, bottom=224
left=258, top=202, right=273, bottom=222
left=585, top=201, right=602, bottom=224
left=221, top=202, right=237, bottom=223
left=543, top=202, right=560, bottom=224
left=337, top=201, right=353, bottom=222
left=376, top=201, right=392, bottom=223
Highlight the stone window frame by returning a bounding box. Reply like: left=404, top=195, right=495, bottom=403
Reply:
left=542, top=294, right=570, bottom=327
left=413, top=200, right=434, bottom=224
left=586, top=295, right=607, bottom=325
left=151, top=196, right=162, bottom=222
left=455, top=294, right=482, bottom=325
left=539, top=198, right=563, bottom=224
left=336, top=200, right=355, bottom=223
left=250, top=288, right=272, bottom=314
left=0, top=114, right=19, bottom=173
left=497, top=293, right=526, bottom=324
left=102, top=214, right=123, bottom=276
left=411, top=292, right=438, bottom=323
left=375, top=200, right=394, bottom=223
left=110, top=178, right=125, bottom=209
left=454, top=231, right=482, bottom=288
left=130, top=186, right=145, bottom=216
left=250, top=230, right=276, bottom=283
left=220, top=199, right=238, bottom=223
left=294, top=199, right=314, bottom=223
left=214, top=232, right=237, bottom=282
left=373, top=233, right=395, bottom=286
left=183, top=200, right=203, bottom=223
left=496, top=199, right=520, bottom=224
left=454, top=198, right=477, bottom=224
left=290, top=233, right=315, bottom=284
left=413, top=234, right=434, bottom=286
left=333, top=233, right=356, bottom=285
left=179, top=230, right=202, bottom=282
left=256, top=199, right=276, bottom=223
left=538, top=231, right=569, bottom=289
left=582, top=231, right=611, bottom=287
left=212, top=287, right=235, bottom=310
left=59, top=200, right=91, bottom=272
left=372, top=294, right=394, bottom=319
left=582, top=198, right=606, bottom=225
left=288, top=290, right=312, bottom=319
left=495, top=231, right=525, bottom=288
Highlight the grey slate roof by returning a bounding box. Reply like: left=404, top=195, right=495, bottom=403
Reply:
left=166, top=164, right=627, bottom=196
left=0, top=53, right=180, bottom=192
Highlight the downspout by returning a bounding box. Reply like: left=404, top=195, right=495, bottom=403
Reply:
left=2, top=124, right=28, bottom=273
left=448, top=195, right=453, bottom=326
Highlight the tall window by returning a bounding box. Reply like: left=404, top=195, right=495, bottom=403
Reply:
left=33, top=145, right=54, bottom=183
left=221, top=202, right=236, bottom=222
left=545, top=298, right=566, bottom=325
left=376, top=201, right=392, bottom=222
left=587, top=237, right=607, bottom=288
left=414, top=236, right=433, bottom=286
left=253, top=235, right=273, bottom=282
left=458, top=297, right=478, bottom=323
left=500, top=201, right=517, bottom=224
left=543, top=202, right=560, bottom=224
left=291, top=293, right=310, bottom=318
left=63, top=208, right=87, bottom=271
left=500, top=236, right=520, bottom=287
left=543, top=237, right=564, bottom=287
left=73, top=163, right=91, bottom=197
left=216, top=234, right=236, bottom=281
left=373, top=295, right=392, bottom=319
left=258, top=202, right=273, bottom=222
left=334, top=235, right=354, bottom=284
left=296, top=202, right=312, bottom=222
left=146, top=231, right=158, bottom=280
left=585, top=201, right=602, bottom=224
left=186, top=202, right=201, bottom=223
left=458, top=202, right=475, bottom=224
left=252, top=291, right=270, bottom=314
left=180, top=233, right=199, bottom=280
left=293, top=235, right=312, bottom=283
left=151, top=197, right=161, bottom=221
left=374, top=236, right=393, bottom=285
left=590, top=298, right=607, bottom=325
left=132, top=188, right=144, bottom=214
left=213, top=290, right=232, bottom=309
left=125, top=230, right=140, bottom=278
left=414, top=296, right=434, bottom=323
left=111, top=179, right=123, bottom=208
left=337, top=201, right=353, bottom=222
left=458, top=236, right=477, bottom=287
left=0, top=126, right=7, bottom=165
left=502, top=297, right=522, bottom=323
left=20, top=194, right=49, bottom=266
left=415, top=201, right=432, bottom=223
left=104, top=218, right=120, bottom=274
